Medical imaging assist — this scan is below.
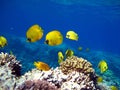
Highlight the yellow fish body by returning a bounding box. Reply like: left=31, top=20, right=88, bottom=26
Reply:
left=58, top=51, right=64, bottom=64
left=34, top=61, right=50, bottom=71
left=98, top=60, right=108, bottom=73
left=0, top=36, right=7, bottom=48
left=45, top=30, right=63, bottom=46
left=26, top=24, right=43, bottom=42
left=97, top=76, right=103, bottom=83
left=65, top=49, right=74, bottom=58
left=66, top=31, right=78, bottom=41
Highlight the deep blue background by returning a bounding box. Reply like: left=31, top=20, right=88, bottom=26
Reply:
left=0, top=0, right=120, bottom=54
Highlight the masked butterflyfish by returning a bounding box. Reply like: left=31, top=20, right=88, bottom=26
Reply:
left=26, top=24, right=43, bottom=42
left=58, top=51, right=64, bottom=64
left=0, top=36, right=7, bottom=48
left=65, top=49, right=74, bottom=58
left=45, top=30, right=63, bottom=46
left=34, top=61, right=50, bottom=71
left=66, top=31, right=78, bottom=41
left=98, top=60, right=108, bottom=73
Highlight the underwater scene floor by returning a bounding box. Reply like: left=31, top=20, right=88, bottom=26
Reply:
left=0, top=35, right=120, bottom=90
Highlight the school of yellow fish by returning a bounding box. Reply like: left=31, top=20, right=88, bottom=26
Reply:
left=0, top=24, right=118, bottom=90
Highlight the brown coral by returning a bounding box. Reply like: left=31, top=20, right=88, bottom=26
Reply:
left=16, top=80, right=58, bottom=90
left=60, top=56, right=94, bottom=75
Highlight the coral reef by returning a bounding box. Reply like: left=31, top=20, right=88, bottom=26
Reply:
left=16, top=67, right=99, bottom=90
left=0, top=52, right=21, bottom=76
left=16, top=80, right=58, bottom=90
left=0, top=63, right=17, bottom=90
left=60, top=56, right=94, bottom=75
left=1, top=52, right=119, bottom=90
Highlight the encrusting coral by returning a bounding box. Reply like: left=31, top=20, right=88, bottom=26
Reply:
left=0, top=52, right=21, bottom=76
left=60, top=56, right=94, bottom=75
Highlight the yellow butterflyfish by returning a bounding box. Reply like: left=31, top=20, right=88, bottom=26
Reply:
left=26, top=24, right=43, bottom=42
left=0, top=36, right=7, bottom=48
left=58, top=51, right=64, bottom=64
left=45, top=30, right=63, bottom=46
left=98, top=60, right=108, bottom=73
left=65, top=49, right=74, bottom=58
left=66, top=31, right=78, bottom=41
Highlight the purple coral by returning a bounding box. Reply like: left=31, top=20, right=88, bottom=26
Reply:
left=16, top=80, right=58, bottom=90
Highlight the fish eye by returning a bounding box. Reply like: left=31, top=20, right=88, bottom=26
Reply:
left=45, top=40, right=49, bottom=44
left=27, top=38, right=31, bottom=42
left=66, top=35, right=70, bottom=37
left=104, top=66, right=107, bottom=69
left=5, top=43, right=7, bottom=45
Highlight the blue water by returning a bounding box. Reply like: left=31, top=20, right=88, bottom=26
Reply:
left=0, top=0, right=120, bottom=89
left=1, top=0, right=120, bottom=54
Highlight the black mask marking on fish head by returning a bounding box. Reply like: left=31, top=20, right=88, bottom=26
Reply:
left=27, top=38, right=31, bottom=42
left=0, top=45, right=2, bottom=48
left=45, top=40, right=49, bottom=44
left=66, top=35, right=70, bottom=38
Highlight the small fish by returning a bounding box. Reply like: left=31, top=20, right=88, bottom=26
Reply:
left=78, top=46, right=83, bottom=51
left=45, top=30, right=63, bottom=46
left=97, top=76, right=103, bottom=83
left=34, top=61, right=50, bottom=71
left=110, top=86, right=118, bottom=90
left=66, top=31, right=78, bottom=41
left=26, top=24, right=43, bottom=42
left=65, top=49, right=74, bottom=58
left=86, top=48, right=90, bottom=52
left=0, top=36, right=7, bottom=48
left=110, top=85, right=118, bottom=90
left=9, top=51, right=13, bottom=55
left=58, top=51, right=64, bottom=64
left=98, top=60, right=108, bottom=73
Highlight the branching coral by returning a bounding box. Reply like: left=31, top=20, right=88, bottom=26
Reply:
left=0, top=52, right=21, bottom=76
left=60, top=56, right=94, bottom=75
